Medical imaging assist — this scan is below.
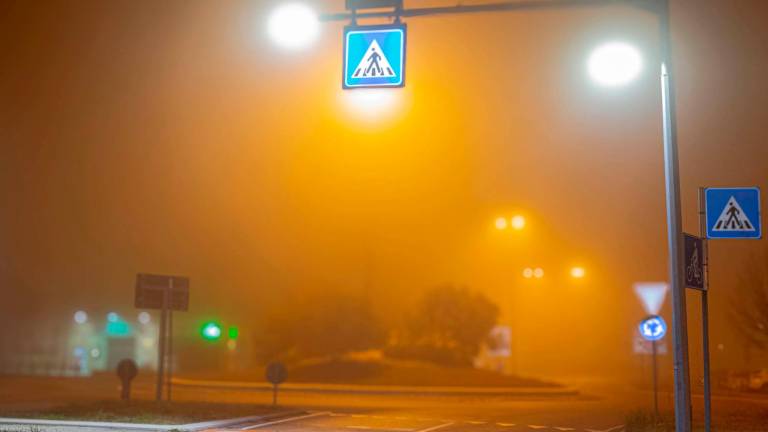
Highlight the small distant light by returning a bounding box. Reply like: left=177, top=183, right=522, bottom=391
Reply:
left=717, top=343, right=725, bottom=351
left=201, top=322, right=222, bottom=341
left=228, top=326, right=239, bottom=340
left=533, top=268, right=544, bottom=278
left=74, top=311, right=88, bottom=324
left=510, top=215, right=525, bottom=230
left=138, top=312, right=151, bottom=325
left=570, top=266, right=586, bottom=279
left=107, top=312, right=119, bottom=323
left=495, top=217, right=508, bottom=230
left=227, top=339, right=237, bottom=351
left=522, top=268, right=534, bottom=278
left=90, top=348, right=101, bottom=358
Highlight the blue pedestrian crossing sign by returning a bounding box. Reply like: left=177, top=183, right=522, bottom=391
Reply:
left=639, top=315, right=667, bottom=342
left=705, top=187, right=762, bottom=239
left=343, top=24, right=406, bottom=89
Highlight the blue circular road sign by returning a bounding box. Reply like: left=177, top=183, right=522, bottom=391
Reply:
left=639, top=315, right=667, bottom=341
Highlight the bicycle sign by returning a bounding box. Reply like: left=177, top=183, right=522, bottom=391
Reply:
left=684, top=233, right=705, bottom=290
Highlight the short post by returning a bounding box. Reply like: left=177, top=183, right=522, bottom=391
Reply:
left=265, top=362, right=287, bottom=407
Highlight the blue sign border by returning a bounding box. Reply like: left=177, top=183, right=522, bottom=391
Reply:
left=705, top=187, right=762, bottom=240
left=343, top=23, right=407, bottom=89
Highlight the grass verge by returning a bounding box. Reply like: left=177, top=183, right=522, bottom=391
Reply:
left=0, top=400, right=284, bottom=425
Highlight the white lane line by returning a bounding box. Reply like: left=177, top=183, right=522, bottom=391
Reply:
left=496, top=423, right=516, bottom=427
left=241, top=411, right=329, bottom=430
left=330, top=413, right=348, bottom=417
left=414, top=422, right=455, bottom=432
left=527, top=426, right=547, bottom=430
left=586, top=426, right=624, bottom=432
left=352, top=414, right=370, bottom=418
left=466, top=421, right=487, bottom=425
left=347, top=427, right=414, bottom=432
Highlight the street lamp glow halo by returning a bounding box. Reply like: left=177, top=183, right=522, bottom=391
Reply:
left=267, top=2, right=320, bottom=50
left=588, top=41, right=643, bottom=87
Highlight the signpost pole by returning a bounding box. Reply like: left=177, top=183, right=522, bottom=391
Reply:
left=652, top=339, right=659, bottom=421
left=156, top=286, right=168, bottom=402
left=659, top=1, right=692, bottom=430
left=167, top=277, right=174, bottom=402
left=698, top=187, right=712, bottom=432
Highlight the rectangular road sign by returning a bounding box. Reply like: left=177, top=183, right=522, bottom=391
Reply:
left=135, top=273, right=189, bottom=311
left=343, top=24, right=406, bottom=89
left=705, top=187, right=761, bottom=239
left=683, top=234, right=705, bottom=290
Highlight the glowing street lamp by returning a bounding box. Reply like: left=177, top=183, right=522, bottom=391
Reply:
left=510, top=215, right=525, bottom=230
left=201, top=322, right=223, bottom=341
left=570, top=266, right=586, bottom=279
left=495, top=217, right=508, bottom=230
left=587, top=42, right=643, bottom=87
left=267, top=2, right=320, bottom=50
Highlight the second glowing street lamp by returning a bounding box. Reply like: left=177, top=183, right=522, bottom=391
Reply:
left=267, top=1, right=693, bottom=430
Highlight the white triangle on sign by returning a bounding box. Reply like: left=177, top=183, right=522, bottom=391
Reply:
left=634, top=282, right=668, bottom=315
left=352, top=39, right=396, bottom=78
left=713, top=196, right=756, bottom=231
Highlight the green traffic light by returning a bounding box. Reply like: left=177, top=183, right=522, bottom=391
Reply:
left=200, top=321, right=222, bottom=341
left=228, top=326, right=239, bottom=340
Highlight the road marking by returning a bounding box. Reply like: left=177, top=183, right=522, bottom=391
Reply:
left=466, top=421, right=487, bottom=425
left=553, top=428, right=576, bottom=431
left=527, top=426, right=547, bottom=430
left=240, top=412, right=329, bottom=430
left=347, top=427, right=414, bottom=432
left=414, top=422, right=455, bottom=432
left=329, top=413, right=348, bottom=417
left=586, top=426, right=624, bottom=432
left=496, top=423, right=516, bottom=427
left=352, top=414, right=369, bottom=418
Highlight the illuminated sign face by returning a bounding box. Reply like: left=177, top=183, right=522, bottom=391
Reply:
left=639, top=315, right=667, bottom=342
left=705, top=187, right=761, bottom=239
left=343, top=24, right=406, bottom=89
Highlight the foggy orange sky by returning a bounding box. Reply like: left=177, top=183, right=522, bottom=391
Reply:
left=1, top=0, right=767, bottom=376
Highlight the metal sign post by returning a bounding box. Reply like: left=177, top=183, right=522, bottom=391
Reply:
left=135, top=273, right=190, bottom=403
left=698, top=189, right=713, bottom=432
left=640, top=315, right=667, bottom=421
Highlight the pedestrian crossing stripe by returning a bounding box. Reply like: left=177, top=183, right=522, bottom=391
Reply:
left=712, top=196, right=755, bottom=231
left=352, top=39, right=396, bottom=78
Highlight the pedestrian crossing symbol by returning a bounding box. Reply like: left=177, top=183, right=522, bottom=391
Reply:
left=705, top=187, right=762, bottom=239
left=343, top=24, right=406, bottom=89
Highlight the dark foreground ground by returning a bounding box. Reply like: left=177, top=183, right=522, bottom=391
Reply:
left=1, top=374, right=767, bottom=431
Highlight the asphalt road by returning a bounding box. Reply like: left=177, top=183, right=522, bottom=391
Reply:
left=212, top=410, right=624, bottom=432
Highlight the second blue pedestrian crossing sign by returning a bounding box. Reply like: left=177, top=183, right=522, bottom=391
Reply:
left=705, top=187, right=761, bottom=239
left=343, top=24, right=406, bottom=89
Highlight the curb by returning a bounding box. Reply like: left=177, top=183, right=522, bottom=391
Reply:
left=172, top=378, right=579, bottom=398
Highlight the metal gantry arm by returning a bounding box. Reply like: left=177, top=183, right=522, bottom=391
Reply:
left=319, top=1, right=692, bottom=430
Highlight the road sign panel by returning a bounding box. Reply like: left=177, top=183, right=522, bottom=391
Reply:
left=135, top=274, right=190, bottom=311
left=705, top=187, right=761, bottom=239
left=633, top=282, right=668, bottom=315
left=639, top=315, right=667, bottom=341
left=684, top=233, right=705, bottom=290
left=343, top=24, right=406, bottom=89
